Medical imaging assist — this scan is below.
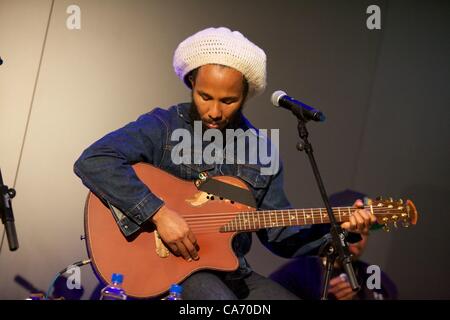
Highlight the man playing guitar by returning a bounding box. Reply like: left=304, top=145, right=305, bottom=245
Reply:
left=74, top=27, right=376, bottom=299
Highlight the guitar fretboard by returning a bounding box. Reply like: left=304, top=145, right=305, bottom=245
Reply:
left=219, top=206, right=363, bottom=232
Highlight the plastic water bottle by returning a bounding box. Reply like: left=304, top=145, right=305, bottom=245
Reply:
left=166, top=284, right=183, bottom=300
left=100, top=273, right=127, bottom=300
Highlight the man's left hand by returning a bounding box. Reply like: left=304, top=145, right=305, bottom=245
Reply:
left=340, top=199, right=377, bottom=234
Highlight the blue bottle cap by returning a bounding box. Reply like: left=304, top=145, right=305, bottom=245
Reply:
left=111, top=273, right=123, bottom=284
left=170, top=284, right=183, bottom=294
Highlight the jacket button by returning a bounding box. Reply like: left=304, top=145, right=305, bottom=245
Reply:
left=199, top=172, right=208, bottom=180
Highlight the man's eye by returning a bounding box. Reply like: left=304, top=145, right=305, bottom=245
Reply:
left=201, top=95, right=211, bottom=101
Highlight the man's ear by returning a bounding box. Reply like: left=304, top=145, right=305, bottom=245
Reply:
left=188, top=75, right=195, bottom=88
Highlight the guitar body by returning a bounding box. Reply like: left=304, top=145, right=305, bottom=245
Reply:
left=84, top=163, right=254, bottom=299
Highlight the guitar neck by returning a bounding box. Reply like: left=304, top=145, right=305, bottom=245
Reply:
left=219, top=206, right=365, bottom=232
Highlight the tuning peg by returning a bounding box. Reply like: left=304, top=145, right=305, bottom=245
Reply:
left=389, top=197, right=394, bottom=202
left=391, top=215, right=399, bottom=228
left=376, top=196, right=383, bottom=201
left=398, top=199, right=404, bottom=204
left=381, top=217, right=390, bottom=232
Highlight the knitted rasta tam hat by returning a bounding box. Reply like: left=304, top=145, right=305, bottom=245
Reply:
left=173, top=27, right=267, bottom=99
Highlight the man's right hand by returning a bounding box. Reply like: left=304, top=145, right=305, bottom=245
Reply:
left=151, top=206, right=199, bottom=261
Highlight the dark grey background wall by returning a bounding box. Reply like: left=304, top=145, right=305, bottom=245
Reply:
left=0, top=0, right=448, bottom=299
left=244, top=0, right=450, bottom=299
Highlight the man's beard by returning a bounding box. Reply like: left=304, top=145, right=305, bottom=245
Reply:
left=189, top=97, right=244, bottom=132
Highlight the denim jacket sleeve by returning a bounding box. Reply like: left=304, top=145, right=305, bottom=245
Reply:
left=256, top=162, right=331, bottom=258
left=73, top=110, right=167, bottom=236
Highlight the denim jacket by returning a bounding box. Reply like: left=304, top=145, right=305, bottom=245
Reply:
left=74, top=103, right=330, bottom=277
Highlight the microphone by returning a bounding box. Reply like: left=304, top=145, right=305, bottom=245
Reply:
left=271, top=90, right=325, bottom=122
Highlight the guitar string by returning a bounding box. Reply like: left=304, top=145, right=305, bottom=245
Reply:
left=182, top=206, right=404, bottom=219
left=183, top=208, right=403, bottom=224
left=185, top=209, right=406, bottom=233
left=182, top=206, right=360, bottom=218
left=184, top=213, right=402, bottom=228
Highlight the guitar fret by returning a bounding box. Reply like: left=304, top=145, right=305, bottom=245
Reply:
left=259, top=211, right=262, bottom=229
left=246, top=211, right=250, bottom=230
left=338, top=207, right=342, bottom=222
left=275, top=210, right=278, bottom=227
left=348, top=207, right=351, bottom=218
left=303, top=209, right=307, bottom=224
left=311, top=208, right=315, bottom=224
left=320, top=208, right=323, bottom=223
left=295, top=209, right=299, bottom=226
left=262, top=210, right=267, bottom=228
left=247, top=213, right=250, bottom=229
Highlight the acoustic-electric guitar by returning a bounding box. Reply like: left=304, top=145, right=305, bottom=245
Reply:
left=84, top=163, right=418, bottom=298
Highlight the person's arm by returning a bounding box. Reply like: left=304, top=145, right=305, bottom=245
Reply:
left=74, top=109, right=199, bottom=261
left=74, top=111, right=166, bottom=233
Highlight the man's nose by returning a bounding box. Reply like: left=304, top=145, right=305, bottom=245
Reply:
left=208, top=103, right=222, bottom=120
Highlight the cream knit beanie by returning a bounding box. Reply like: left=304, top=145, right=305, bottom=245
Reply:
left=173, top=27, right=267, bottom=98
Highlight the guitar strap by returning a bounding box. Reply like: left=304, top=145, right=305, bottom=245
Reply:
left=195, top=173, right=256, bottom=208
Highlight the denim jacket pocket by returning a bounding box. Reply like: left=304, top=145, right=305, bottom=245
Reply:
left=237, top=164, right=270, bottom=189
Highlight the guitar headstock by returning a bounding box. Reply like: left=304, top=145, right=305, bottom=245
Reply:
left=368, top=197, right=418, bottom=232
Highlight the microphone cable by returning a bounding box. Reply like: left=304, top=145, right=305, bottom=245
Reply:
left=45, top=259, right=91, bottom=299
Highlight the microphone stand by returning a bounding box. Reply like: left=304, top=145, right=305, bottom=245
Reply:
left=292, top=108, right=360, bottom=300
left=0, top=168, right=19, bottom=251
